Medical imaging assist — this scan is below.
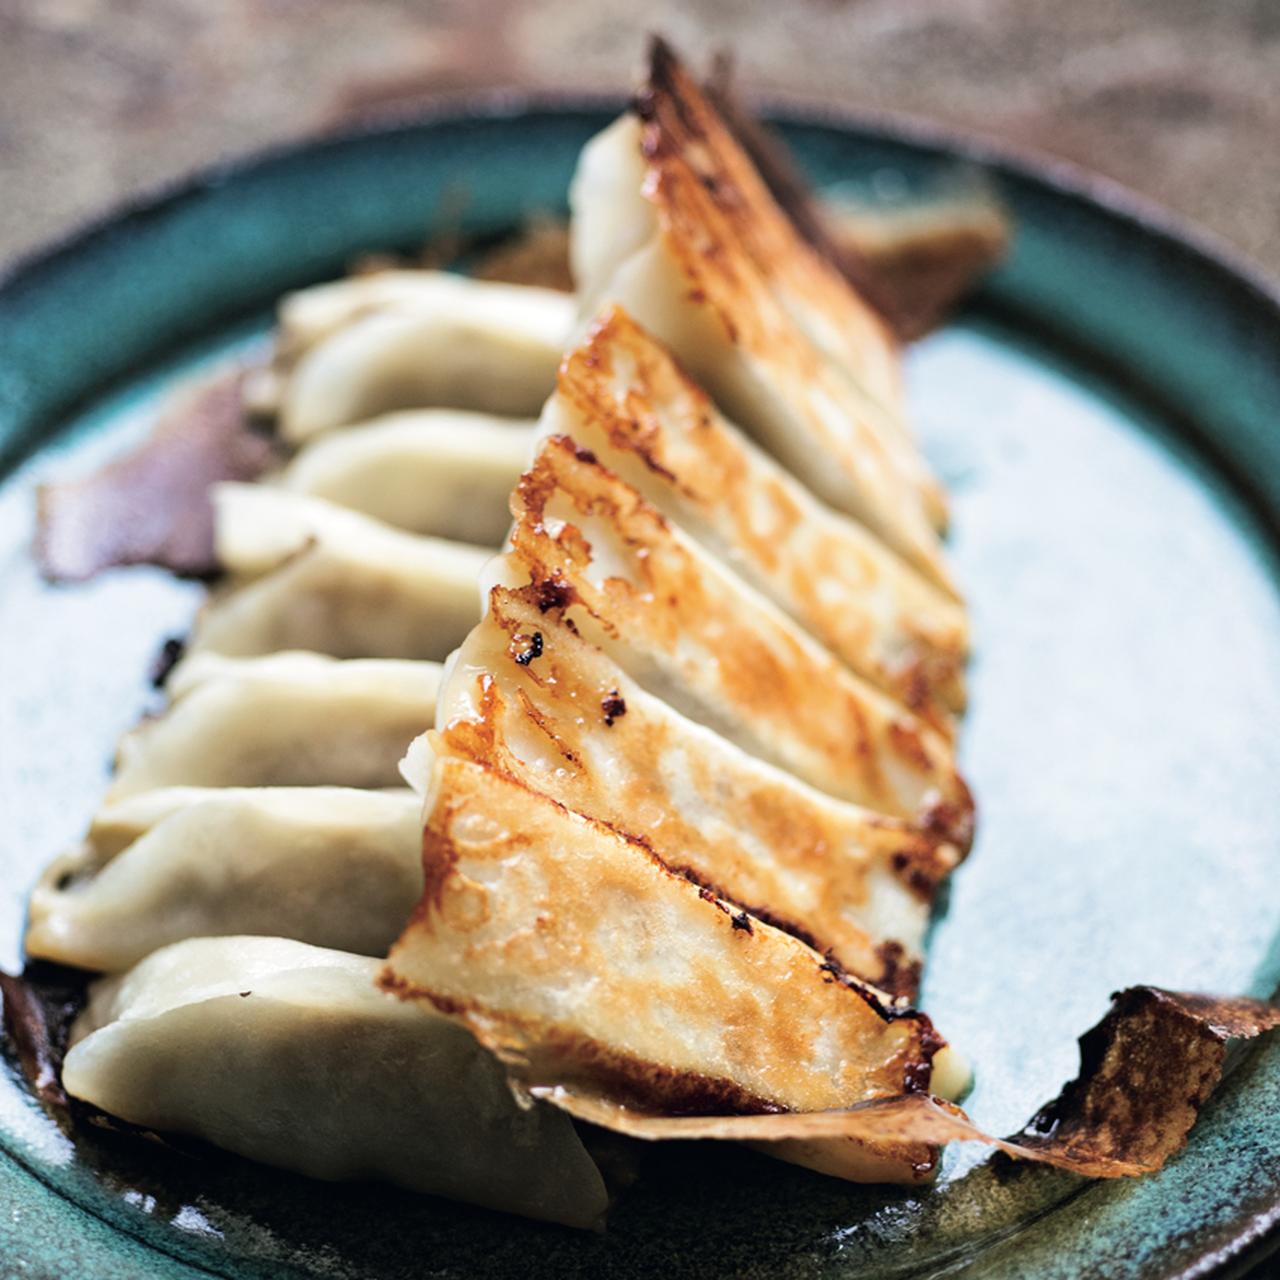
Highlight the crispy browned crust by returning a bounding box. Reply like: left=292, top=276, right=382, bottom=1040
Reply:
left=638, top=39, right=949, bottom=541
left=627, top=115, right=951, bottom=579
left=556, top=305, right=968, bottom=722
left=1010, top=987, right=1280, bottom=1175
left=383, top=758, right=942, bottom=1141
left=507, top=435, right=973, bottom=842
left=640, top=38, right=904, bottom=421
left=528, top=987, right=1279, bottom=1181
left=433, top=583, right=960, bottom=994
left=702, top=54, right=1008, bottom=341
left=35, top=369, right=279, bottom=582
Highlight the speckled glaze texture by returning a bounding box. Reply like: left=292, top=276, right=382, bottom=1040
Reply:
left=0, top=106, right=1278, bottom=1279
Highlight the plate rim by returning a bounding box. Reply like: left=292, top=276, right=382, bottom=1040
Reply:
left=2, top=86, right=1278, bottom=325
left=1, top=92, right=1278, bottom=1280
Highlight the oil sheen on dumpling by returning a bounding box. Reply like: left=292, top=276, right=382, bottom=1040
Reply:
left=63, top=936, right=608, bottom=1228
left=277, top=409, right=532, bottom=544
left=108, top=651, right=441, bottom=798
left=541, top=305, right=967, bottom=722
left=271, top=272, right=575, bottom=440
left=190, top=485, right=488, bottom=661
left=383, top=757, right=945, bottom=1185
left=501, top=436, right=972, bottom=842
left=428, top=584, right=959, bottom=995
left=26, top=788, right=421, bottom=971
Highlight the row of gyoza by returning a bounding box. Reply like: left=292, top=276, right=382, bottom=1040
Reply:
left=27, top=44, right=973, bottom=1227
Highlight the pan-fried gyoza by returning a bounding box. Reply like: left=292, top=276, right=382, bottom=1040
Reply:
left=570, top=51, right=952, bottom=582
left=500, top=434, right=971, bottom=837
left=429, top=583, right=959, bottom=996
left=22, top=32, right=1254, bottom=1240
left=382, top=757, right=946, bottom=1185
left=539, top=305, right=967, bottom=722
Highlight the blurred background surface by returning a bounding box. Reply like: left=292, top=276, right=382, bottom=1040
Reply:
left=2, top=0, right=1279, bottom=276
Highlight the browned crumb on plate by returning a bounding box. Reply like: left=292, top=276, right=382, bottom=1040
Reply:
left=472, top=218, right=574, bottom=292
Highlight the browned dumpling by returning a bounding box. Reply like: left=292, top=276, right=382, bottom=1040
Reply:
left=540, top=306, right=967, bottom=722
left=383, top=757, right=946, bottom=1185
left=498, top=435, right=971, bottom=841
left=569, top=44, right=952, bottom=580
left=430, top=583, right=959, bottom=996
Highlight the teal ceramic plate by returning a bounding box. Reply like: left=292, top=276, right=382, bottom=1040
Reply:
left=0, top=100, right=1278, bottom=1280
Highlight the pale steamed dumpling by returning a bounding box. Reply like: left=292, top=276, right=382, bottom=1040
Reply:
left=26, top=787, right=422, bottom=971
left=275, top=273, right=575, bottom=441
left=278, top=409, right=532, bottom=544
left=63, top=936, right=608, bottom=1228
left=109, top=651, right=442, bottom=798
left=190, top=485, right=489, bottom=661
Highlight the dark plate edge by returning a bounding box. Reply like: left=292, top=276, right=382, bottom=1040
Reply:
left=3, top=86, right=1279, bottom=320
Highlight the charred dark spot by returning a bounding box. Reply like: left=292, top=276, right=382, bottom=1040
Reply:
left=891, top=849, right=941, bottom=900
left=601, top=692, right=627, bottom=726
left=672, top=865, right=839, bottom=959
left=573, top=445, right=598, bottom=465
left=514, top=632, right=544, bottom=666
left=731, top=911, right=753, bottom=935
left=874, top=940, right=923, bottom=1001
left=238, top=991, right=252, bottom=998
left=534, top=576, right=574, bottom=614
left=149, top=636, right=187, bottom=689
left=918, top=781, right=976, bottom=854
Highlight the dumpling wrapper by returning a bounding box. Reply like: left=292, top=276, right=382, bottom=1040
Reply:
left=570, top=102, right=950, bottom=582
left=542, top=305, right=967, bottom=720
left=431, top=584, right=959, bottom=995
left=26, top=787, right=421, bottom=971
left=384, top=758, right=1280, bottom=1188
left=273, top=270, right=573, bottom=365
left=502, top=436, right=972, bottom=842
left=384, top=756, right=949, bottom=1183
left=275, top=273, right=575, bottom=440
left=641, top=42, right=911, bottom=434
left=191, top=485, right=488, bottom=660
left=107, top=650, right=441, bottom=798
left=530, top=988, right=1280, bottom=1183
left=63, top=936, right=607, bottom=1228
left=278, top=409, right=532, bottom=545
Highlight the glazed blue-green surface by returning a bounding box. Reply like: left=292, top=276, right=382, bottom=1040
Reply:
left=0, top=104, right=1278, bottom=1279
